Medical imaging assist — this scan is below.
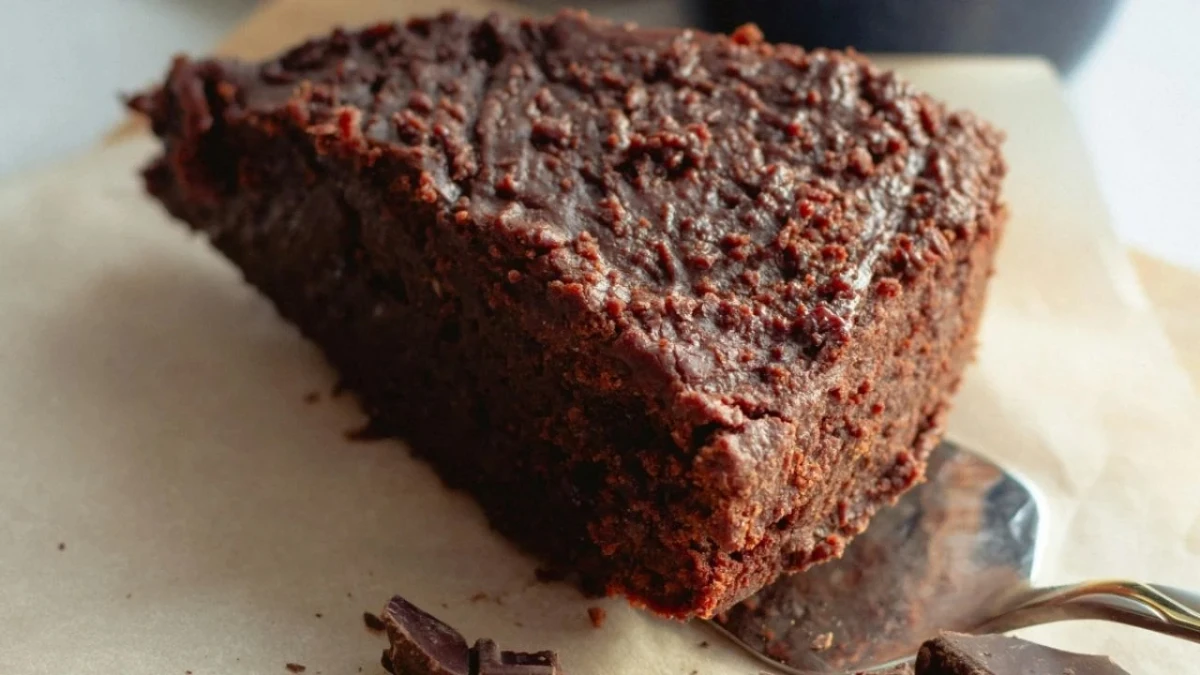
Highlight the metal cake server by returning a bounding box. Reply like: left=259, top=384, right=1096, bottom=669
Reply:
left=703, top=441, right=1200, bottom=674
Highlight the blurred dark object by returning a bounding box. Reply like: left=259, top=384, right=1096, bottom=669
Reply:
left=695, top=0, right=1122, bottom=75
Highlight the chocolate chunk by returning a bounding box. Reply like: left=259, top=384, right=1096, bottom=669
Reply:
left=916, top=633, right=1130, bottom=675
left=381, top=596, right=471, bottom=675
left=380, top=595, right=564, bottom=675
left=475, top=639, right=560, bottom=675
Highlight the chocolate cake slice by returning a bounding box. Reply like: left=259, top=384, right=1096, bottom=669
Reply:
left=130, top=11, right=1006, bottom=618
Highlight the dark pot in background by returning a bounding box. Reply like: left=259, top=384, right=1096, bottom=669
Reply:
left=695, top=0, right=1123, bottom=75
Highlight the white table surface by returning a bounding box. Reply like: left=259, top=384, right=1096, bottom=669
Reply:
left=2, top=0, right=1196, bottom=271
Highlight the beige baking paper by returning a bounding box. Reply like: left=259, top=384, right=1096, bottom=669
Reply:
left=1, top=57, right=1198, bottom=674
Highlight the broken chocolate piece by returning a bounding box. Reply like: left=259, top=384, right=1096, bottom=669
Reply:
left=381, top=596, right=470, bottom=675
left=474, top=639, right=560, bottom=675
left=380, top=595, right=563, bottom=675
left=916, top=632, right=1130, bottom=675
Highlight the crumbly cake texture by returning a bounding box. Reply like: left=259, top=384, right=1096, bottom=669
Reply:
left=131, top=11, right=1006, bottom=618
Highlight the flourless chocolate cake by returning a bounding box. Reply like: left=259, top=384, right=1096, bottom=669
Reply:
left=131, top=10, right=1006, bottom=618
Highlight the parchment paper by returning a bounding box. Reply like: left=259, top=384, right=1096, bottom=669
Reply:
left=2, top=57, right=1198, bottom=675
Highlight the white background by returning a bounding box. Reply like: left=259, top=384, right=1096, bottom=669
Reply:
left=1, top=0, right=1196, bottom=270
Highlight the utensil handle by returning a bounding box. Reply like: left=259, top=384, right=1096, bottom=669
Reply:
left=977, top=580, right=1200, bottom=642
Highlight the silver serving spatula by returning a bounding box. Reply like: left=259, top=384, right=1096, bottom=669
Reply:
left=705, top=441, right=1200, bottom=674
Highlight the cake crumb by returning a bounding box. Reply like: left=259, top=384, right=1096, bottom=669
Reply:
left=730, top=23, right=764, bottom=46
left=587, top=606, right=606, bottom=628
left=811, top=631, right=834, bottom=651
left=285, top=664, right=306, bottom=673
left=362, top=611, right=386, bottom=633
